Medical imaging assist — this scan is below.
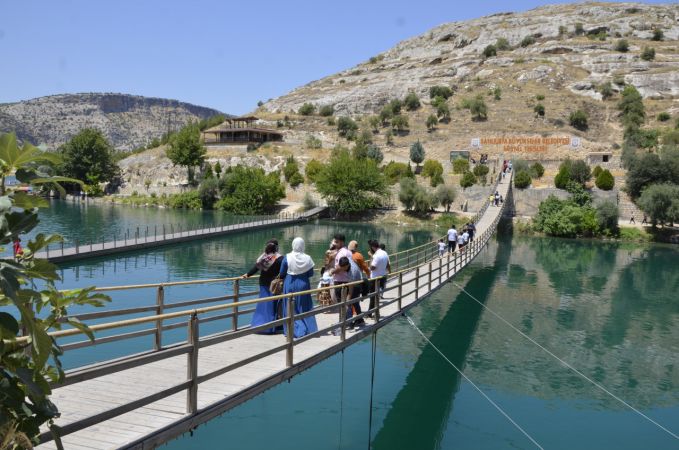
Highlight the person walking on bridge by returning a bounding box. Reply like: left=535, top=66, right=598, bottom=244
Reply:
left=243, top=239, right=283, bottom=334
left=447, top=225, right=458, bottom=253
left=280, top=237, right=318, bottom=338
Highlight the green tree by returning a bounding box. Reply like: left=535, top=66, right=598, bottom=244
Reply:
left=391, top=115, right=409, bottom=132
left=652, top=28, right=664, bottom=41
left=554, top=160, right=572, bottom=189
left=514, top=170, right=532, bottom=189
left=473, top=164, right=489, bottom=184
left=369, top=115, right=381, bottom=132
left=385, top=129, right=394, bottom=145
left=463, top=95, right=488, bottom=121
left=452, top=158, right=469, bottom=174
left=431, top=95, right=447, bottom=108
left=203, top=162, right=214, bottom=179
left=482, top=45, right=497, bottom=58
left=569, top=110, right=589, bottom=131
left=618, top=85, right=645, bottom=129
left=409, top=141, right=425, bottom=168
left=460, top=171, right=476, bottom=189
left=426, top=114, right=438, bottom=131
left=379, top=106, right=394, bottom=126
left=534, top=103, right=545, bottom=117
left=305, top=159, right=324, bottom=183
left=0, top=133, right=109, bottom=447
left=641, top=46, right=655, bottom=61
left=599, top=82, right=614, bottom=100
left=531, top=162, right=545, bottom=178
left=337, top=116, right=359, bottom=140
left=315, top=150, right=387, bottom=215
left=657, top=112, right=671, bottom=122
left=298, top=103, right=315, bottom=115
left=592, top=165, right=603, bottom=178
left=319, top=105, right=334, bottom=117
left=615, top=39, right=629, bottom=52
left=637, top=183, right=679, bottom=226
left=596, top=200, right=619, bottom=234
left=435, top=184, right=457, bottom=212
left=399, top=178, right=434, bottom=215
left=493, top=87, right=502, bottom=101
left=166, top=122, right=206, bottom=185
left=496, top=37, right=511, bottom=50
left=520, top=35, right=536, bottom=47
left=429, top=86, right=453, bottom=99
left=422, top=159, right=444, bottom=186
left=366, top=145, right=383, bottom=164
left=383, top=161, right=413, bottom=185
left=404, top=92, right=421, bottom=110
left=59, top=128, right=118, bottom=191
left=595, top=169, right=615, bottom=190
left=436, top=102, right=451, bottom=122
left=198, top=177, right=219, bottom=208
left=214, top=161, right=223, bottom=179
left=575, top=23, right=584, bottom=35
left=216, top=166, right=285, bottom=214
left=569, top=160, right=592, bottom=185
left=625, top=153, right=670, bottom=198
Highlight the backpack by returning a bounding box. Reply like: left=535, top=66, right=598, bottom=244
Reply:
left=348, top=257, right=363, bottom=282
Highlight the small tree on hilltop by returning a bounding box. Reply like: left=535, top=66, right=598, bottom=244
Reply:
left=569, top=110, right=589, bottom=131
left=452, top=158, right=469, bottom=174
left=473, top=164, right=489, bottom=184
left=391, top=115, right=409, bottom=132
left=437, top=103, right=451, bottom=122
left=641, top=47, right=655, bottom=61
left=469, top=95, right=488, bottom=121
left=166, top=122, right=205, bottom=186
left=595, top=169, right=615, bottom=190
left=298, top=103, right=315, bottom=115
left=422, top=159, right=444, bottom=187
left=534, top=103, right=545, bottom=117
left=514, top=170, right=532, bottom=189
left=615, top=39, right=629, bottom=52
left=410, top=141, right=425, bottom=169
left=460, top=171, right=476, bottom=189
left=319, top=104, right=334, bottom=117
left=496, top=37, right=511, bottom=51
left=652, top=28, right=664, bottom=41
left=369, top=115, right=381, bottom=132
left=531, top=162, right=545, bottom=178
left=570, top=160, right=592, bottom=185
left=366, top=144, right=384, bottom=164
left=429, top=86, right=453, bottom=100
left=482, top=45, right=497, bottom=58
left=426, top=114, right=438, bottom=131
left=337, top=116, right=359, bottom=140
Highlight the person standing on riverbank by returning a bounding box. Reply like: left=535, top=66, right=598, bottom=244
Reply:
left=280, top=237, right=318, bottom=338
left=243, top=239, right=283, bottom=334
left=447, top=225, right=458, bottom=253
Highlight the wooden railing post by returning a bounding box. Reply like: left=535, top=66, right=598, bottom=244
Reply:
left=375, top=278, right=381, bottom=322
left=415, top=266, right=420, bottom=301
left=340, top=286, right=347, bottom=341
left=75, top=239, right=79, bottom=254
left=428, top=262, right=432, bottom=291
left=186, top=313, right=199, bottom=414
left=286, top=295, right=294, bottom=367
left=232, top=279, right=239, bottom=331
left=154, top=285, right=164, bottom=350
left=397, top=272, right=403, bottom=312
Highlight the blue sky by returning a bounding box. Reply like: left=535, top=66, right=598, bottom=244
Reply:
left=1, top=0, right=668, bottom=115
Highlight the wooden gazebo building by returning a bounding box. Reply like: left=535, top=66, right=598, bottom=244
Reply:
left=202, top=116, right=283, bottom=145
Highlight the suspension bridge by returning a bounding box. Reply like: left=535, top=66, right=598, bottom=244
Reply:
left=32, top=176, right=511, bottom=449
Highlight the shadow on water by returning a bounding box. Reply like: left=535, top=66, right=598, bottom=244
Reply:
left=371, top=232, right=511, bottom=449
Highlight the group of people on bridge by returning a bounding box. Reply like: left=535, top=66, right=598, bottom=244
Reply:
left=442, top=222, right=475, bottom=256
left=242, top=234, right=391, bottom=339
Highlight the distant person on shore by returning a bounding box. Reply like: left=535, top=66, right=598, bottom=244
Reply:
left=629, top=215, right=635, bottom=224
left=447, top=225, right=458, bottom=253
left=243, top=239, right=283, bottom=334
left=642, top=214, right=648, bottom=225
left=280, top=237, right=318, bottom=338
left=437, top=239, right=446, bottom=257
left=368, top=240, right=390, bottom=317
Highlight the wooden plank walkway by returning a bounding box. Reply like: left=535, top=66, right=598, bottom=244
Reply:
left=36, top=177, right=511, bottom=449
left=36, top=207, right=327, bottom=263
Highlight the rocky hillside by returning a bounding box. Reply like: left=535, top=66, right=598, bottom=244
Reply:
left=0, top=93, right=225, bottom=151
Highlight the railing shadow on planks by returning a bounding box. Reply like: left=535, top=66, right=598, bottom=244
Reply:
left=27, top=174, right=509, bottom=445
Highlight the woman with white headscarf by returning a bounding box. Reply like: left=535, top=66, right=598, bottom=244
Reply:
left=279, top=237, right=318, bottom=338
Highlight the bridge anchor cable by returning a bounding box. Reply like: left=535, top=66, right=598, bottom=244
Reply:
left=452, top=282, right=679, bottom=441
left=403, top=314, right=544, bottom=450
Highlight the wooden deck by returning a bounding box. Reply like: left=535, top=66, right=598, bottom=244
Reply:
left=36, top=177, right=511, bottom=449
left=36, top=207, right=327, bottom=263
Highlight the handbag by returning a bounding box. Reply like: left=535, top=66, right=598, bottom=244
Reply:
left=270, top=275, right=284, bottom=295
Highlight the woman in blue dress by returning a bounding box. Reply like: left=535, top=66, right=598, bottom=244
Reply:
left=243, top=239, right=283, bottom=334
left=279, top=237, right=318, bottom=338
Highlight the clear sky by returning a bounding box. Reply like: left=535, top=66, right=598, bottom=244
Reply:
left=1, top=0, right=668, bottom=115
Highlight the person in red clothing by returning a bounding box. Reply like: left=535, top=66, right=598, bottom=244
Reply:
left=12, top=238, right=23, bottom=259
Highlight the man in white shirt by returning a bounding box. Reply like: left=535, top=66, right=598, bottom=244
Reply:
left=368, top=239, right=389, bottom=317
left=446, top=225, right=458, bottom=253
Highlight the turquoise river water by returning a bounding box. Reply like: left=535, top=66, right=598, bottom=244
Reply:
left=17, top=201, right=679, bottom=449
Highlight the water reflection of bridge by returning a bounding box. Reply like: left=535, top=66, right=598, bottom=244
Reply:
left=34, top=177, right=511, bottom=449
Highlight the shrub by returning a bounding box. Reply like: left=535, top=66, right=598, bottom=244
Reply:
left=652, top=28, right=664, bottom=41
left=596, top=200, right=619, bottom=234
left=460, top=171, right=476, bottom=189
left=217, top=166, right=285, bottom=214
left=520, top=35, right=536, bottom=47
left=637, top=183, right=679, bottom=225
left=429, top=86, right=453, bottom=99
left=169, top=191, right=202, bottom=209
left=305, top=135, right=322, bottom=149
left=327, top=116, right=335, bottom=126
left=315, top=150, right=387, bottom=215
left=198, top=177, right=220, bottom=208
left=452, top=158, right=469, bottom=174
left=298, top=103, right=315, bottom=115
left=570, top=160, right=592, bottom=185
left=462, top=95, right=488, bottom=121
left=534, top=103, right=545, bottom=117
left=531, top=162, right=545, bottom=178
left=625, top=153, right=670, bottom=198
left=536, top=94, right=545, bottom=101
left=592, top=165, right=603, bottom=178
left=533, top=195, right=598, bottom=238
left=618, top=85, right=645, bottom=128
left=615, top=39, right=629, bottom=52
left=599, top=82, right=614, bottom=100
left=404, top=92, right=421, bottom=110
left=514, top=170, right=532, bottom=189
left=431, top=95, right=447, bottom=108
left=289, top=171, right=304, bottom=187
left=595, top=169, right=615, bottom=190
left=558, top=25, right=568, bottom=36
left=575, top=23, right=584, bottom=35
left=391, top=114, right=409, bottom=131
left=641, top=47, right=655, bottom=61
left=426, top=114, right=438, bottom=130
left=366, top=145, right=383, bottom=164
left=482, top=45, right=497, bottom=58
left=436, top=102, right=451, bottom=121
left=302, top=192, right=317, bottom=211
left=435, top=184, right=457, bottom=212
left=385, top=129, right=394, bottom=145
left=410, top=141, right=425, bottom=167
left=657, top=112, right=671, bottom=122
left=496, top=37, right=511, bottom=50
left=569, top=110, right=589, bottom=130
left=422, top=159, right=444, bottom=186
left=493, top=87, right=502, bottom=100
left=473, top=164, right=489, bottom=178
left=369, top=115, right=381, bottom=132
left=283, top=157, right=300, bottom=182
left=554, top=164, right=571, bottom=189
left=379, top=106, right=393, bottom=125
left=305, top=159, right=324, bottom=183
left=399, top=178, right=434, bottom=215
left=387, top=99, right=403, bottom=115
left=319, top=104, right=334, bottom=116
left=383, top=161, right=414, bottom=185
left=337, top=116, right=359, bottom=139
